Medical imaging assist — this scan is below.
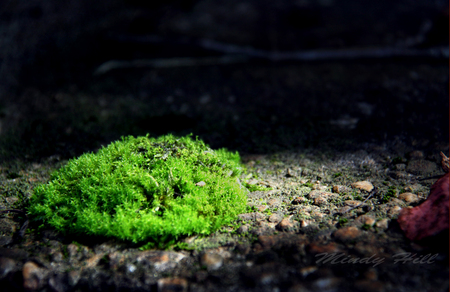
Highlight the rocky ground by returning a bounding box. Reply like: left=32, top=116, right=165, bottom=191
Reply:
left=0, top=59, right=449, bottom=291
left=0, top=141, right=449, bottom=292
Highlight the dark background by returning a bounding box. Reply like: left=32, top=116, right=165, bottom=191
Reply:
left=0, top=0, right=448, bottom=161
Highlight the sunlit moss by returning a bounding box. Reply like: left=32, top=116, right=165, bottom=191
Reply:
left=28, top=134, right=247, bottom=245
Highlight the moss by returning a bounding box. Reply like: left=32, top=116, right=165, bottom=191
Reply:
left=28, top=134, right=248, bottom=245
left=382, top=186, right=397, bottom=203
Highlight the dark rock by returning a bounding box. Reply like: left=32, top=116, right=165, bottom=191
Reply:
left=22, top=261, right=48, bottom=291
left=0, top=257, right=16, bottom=278
left=157, top=277, right=188, bottom=292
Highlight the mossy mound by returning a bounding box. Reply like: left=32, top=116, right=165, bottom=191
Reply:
left=28, top=134, right=247, bottom=245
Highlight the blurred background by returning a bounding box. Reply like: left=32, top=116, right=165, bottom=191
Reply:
left=0, top=0, right=448, bottom=160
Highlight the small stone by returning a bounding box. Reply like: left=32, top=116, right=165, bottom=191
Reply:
left=311, top=277, right=341, bottom=291
left=258, top=272, right=277, bottom=285
left=398, top=192, right=419, bottom=203
left=200, top=253, right=223, bottom=271
left=48, top=273, right=68, bottom=292
left=333, top=226, right=362, bottom=242
left=312, top=181, right=327, bottom=190
left=300, top=220, right=311, bottom=228
left=157, top=277, right=188, bottom=292
left=313, top=197, right=327, bottom=206
left=126, top=263, right=137, bottom=273
left=276, top=217, right=296, bottom=232
left=332, top=185, right=351, bottom=194
left=344, top=200, right=363, bottom=207
left=0, top=257, right=16, bottom=278
left=268, top=214, right=282, bottom=223
left=310, top=211, right=325, bottom=218
left=85, top=254, right=103, bottom=268
left=267, top=198, right=280, bottom=206
left=356, top=215, right=376, bottom=226
left=351, top=181, right=374, bottom=192
left=237, top=224, right=250, bottom=234
left=291, top=197, right=307, bottom=204
left=68, top=270, right=80, bottom=287
left=307, top=190, right=323, bottom=199
left=238, top=212, right=265, bottom=222
left=51, top=251, right=63, bottom=262
left=137, top=251, right=186, bottom=272
left=257, top=205, right=268, bottom=212
left=23, top=261, right=47, bottom=291
left=195, top=181, right=206, bottom=187
left=387, top=206, right=402, bottom=217
left=375, top=218, right=389, bottom=230
left=285, top=168, right=296, bottom=177
left=66, top=244, right=79, bottom=258
left=299, top=266, right=318, bottom=277
left=246, top=179, right=258, bottom=185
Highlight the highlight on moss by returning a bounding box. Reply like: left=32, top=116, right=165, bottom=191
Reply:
left=28, top=134, right=248, bottom=246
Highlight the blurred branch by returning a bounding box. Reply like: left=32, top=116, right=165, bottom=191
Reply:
left=94, top=34, right=449, bottom=75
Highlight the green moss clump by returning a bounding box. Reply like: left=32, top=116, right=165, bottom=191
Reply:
left=28, top=134, right=247, bottom=245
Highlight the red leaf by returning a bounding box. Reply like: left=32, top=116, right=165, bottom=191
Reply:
left=397, top=172, right=449, bottom=241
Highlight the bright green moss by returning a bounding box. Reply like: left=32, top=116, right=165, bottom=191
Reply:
left=28, top=134, right=248, bottom=245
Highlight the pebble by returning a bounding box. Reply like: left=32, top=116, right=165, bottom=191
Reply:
left=268, top=214, right=282, bottom=223
left=0, top=257, right=16, bottom=277
left=238, top=212, right=265, bottom=222
left=267, top=198, right=281, bottom=206
left=291, top=196, right=307, bottom=204
left=311, top=277, right=341, bottom=291
left=398, top=192, right=419, bottom=203
left=333, top=226, right=362, bottom=242
left=276, top=217, right=296, bottom=232
left=67, top=244, right=79, bottom=258
left=351, top=181, right=374, bottom=192
left=51, top=251, right=63, bottom=262
left=157, top=277, right=188, bottom=292
left=299, top=266, right=318, bottom=277
left=200, top=252, right=223, bottom=271
left=195, top=181, right=206, bottom=187
left=48, top=272, right=68, bottom=292
left=237, top=224, right=250, bottom=234
left=387, top=206, right=402, bottom=217
left=85, top=254, right=103, bottom=268
left=344, top=200, right=364, bottom=207
left=313, top=197, right=327, bottom=206
left=285, top=168, right=296, bottom=177
left=375, top=219, right=389, bottom=230
left=332, top=185, right=351, bottom=194
left=137, top=251, right=186, bottom=272
left=356, top=215, right=376, bottom=226
left=22, top=261, right=47, bottom=291
left=257, top=205, right=268, bottom=212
